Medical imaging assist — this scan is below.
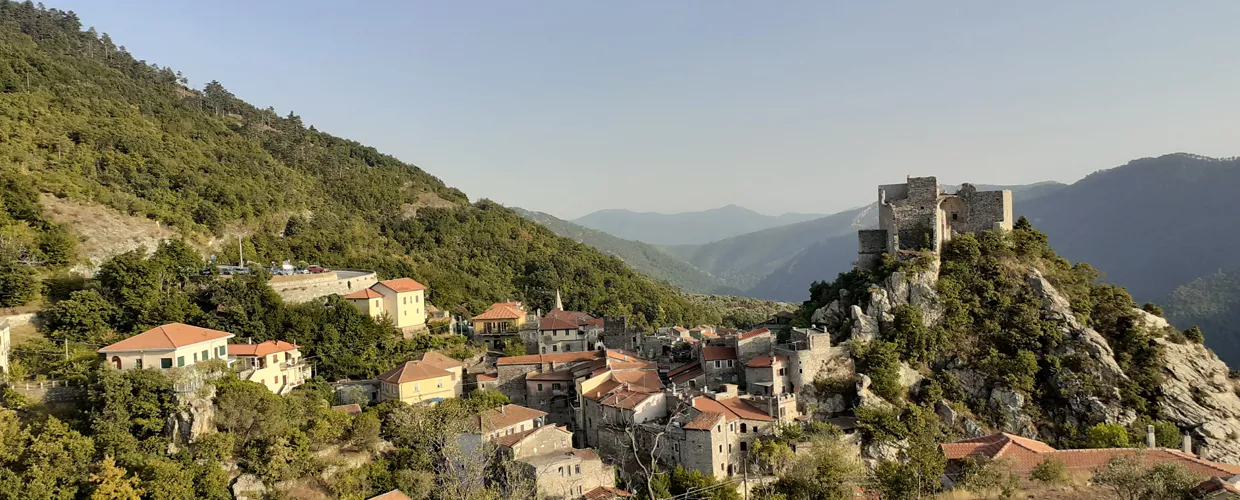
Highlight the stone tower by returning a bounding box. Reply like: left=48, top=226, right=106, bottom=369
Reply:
left=857, top=176, right=1013, bottom=269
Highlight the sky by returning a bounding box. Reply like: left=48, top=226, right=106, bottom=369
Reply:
left=55, top=1, right=1240, bottom=219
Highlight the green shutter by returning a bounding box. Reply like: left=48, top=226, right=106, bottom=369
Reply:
left=161, top=358, right=172, bottom=369
left=177, top=356, right=185, bottom=367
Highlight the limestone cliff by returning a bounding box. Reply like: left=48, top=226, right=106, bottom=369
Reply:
left=165, top=384, right=216, bottom=450
left=811, top=261, right=1240, bottom=463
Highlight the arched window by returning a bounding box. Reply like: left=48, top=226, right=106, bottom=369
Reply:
left=111, top=356, right=122, bottom=369
left=740, top=423, right=747, bottom=433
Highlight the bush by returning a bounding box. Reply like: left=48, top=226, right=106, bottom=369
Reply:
left=0, top=259, right=38, bottom=307
left=1085, top=423, right=1130, bottom=448
left=1185, top=326, right=1205, bottom=344
left=852, top=340, right=904, bottom=401
left=855, top=406, right=907, bottom=442
left=1141, top=302, right=1164, bottom=317
left=1093, top=456, right=1197, bottom=500
left=1030, top=457, right=1067, bottom=483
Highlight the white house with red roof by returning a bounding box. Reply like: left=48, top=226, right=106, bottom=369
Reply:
left=344, top=277, right=428, bottom=331
left=98, top=323, right=234, bottom=371
left=228, top=340, right=311, bottom=395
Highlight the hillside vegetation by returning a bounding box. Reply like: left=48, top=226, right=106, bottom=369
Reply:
left=1166, top=269, right=1240, bottom=366
left=0, top=1, right=715, bottom=328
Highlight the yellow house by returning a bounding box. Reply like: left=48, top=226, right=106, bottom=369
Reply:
left=98, top=323, right=233, bottom=371
left=376, top=355, right=462, bottom=405
left=471, top=302, right=527, bottom=334
left=228, top=340, right=312, bottom=395
left=344, top=278, right=428, bottom=330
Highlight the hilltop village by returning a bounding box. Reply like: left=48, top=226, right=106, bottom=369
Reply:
left=7, top=177, right=1240, bottom=500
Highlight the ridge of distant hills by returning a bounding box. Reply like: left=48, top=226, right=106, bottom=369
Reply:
left=510, top=207, right=739, bottom=294
left=572, top=204, right=826, bottom=246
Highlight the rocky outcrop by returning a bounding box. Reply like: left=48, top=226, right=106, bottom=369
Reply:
left=813, top=268, right=944, bottom=343
left=863, top=438, right=908, bottom=462
left=1027, top=268, right=1135, bottom=429
left=988, top=388, right=1037, bottom=437
left=231, top=473, right=267, bottom=500
left=855, top=374, right=894, bottom=410
left=1147, top=308, right=1240, bottom=462
left=165, top=384, right=216, bottom=449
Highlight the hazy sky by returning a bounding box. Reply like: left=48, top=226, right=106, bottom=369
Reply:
left=57, top=1, right=1240, bottom=219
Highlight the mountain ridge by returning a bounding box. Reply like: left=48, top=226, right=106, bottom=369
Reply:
left=572, top=203, right=827, bottom=246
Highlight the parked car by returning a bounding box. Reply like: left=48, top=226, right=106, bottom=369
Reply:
left=307, top=266, right=328, bottom=274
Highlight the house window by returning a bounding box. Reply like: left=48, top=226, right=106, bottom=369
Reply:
left=553, top=383, right=562, bottom=390
left=741, top=441, right=747, bottom=451
left=437, top=380, right=443, bottom=388
left=218, top=346, right=226, bottom=356
left=177, top=356, right=185, bottom=367
left=538, top=384, right=544, bottom=392
left=714, top=360, right=720, bottom=368
left=779, top=368, right=785, bottom=376
left=201, top=350, right=208, bottom=361
left=135, top=359, right=143, bottom=369
left=193, top=352, right=198, bottom=362
left=574, top=465, right=580, bottom=474
left=414, top=383, right=420, bottom=392
left=716, top=425, right=721, bottom=433
left=718, top=445, right=722, bottom=453
left=740, top=423, right=748, bottom=433
left=552, top=345, right=558, bottom=352
left=161, top=358, right=172, bottom=369
left=727, top=360, right=734, bottom=368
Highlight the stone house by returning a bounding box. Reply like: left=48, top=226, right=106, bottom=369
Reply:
left=743, top=354, right=791, bottom=397
left=700, top=346, right=739, bottom=387
left=668, top=361, right=705, bottom=389
left=539, top=316, right=588, bottom=354
left=344, top=278, right=429, bottom=331
left=670, top=392, right=777, bottom=479
left=515, top=449, right=617, bottom=500
left=98, top=323, right=233, bottom=371
left=228, top=340, right=311, bottom=395
left=376, top=355, right=462, bottom=405
left=462, top=404, right=547, bottom=443
left=735, top=328, right=773, bottom=365
left=580, top=370, right=666, bottom=448
left=495, top=351, right=608, bottom=406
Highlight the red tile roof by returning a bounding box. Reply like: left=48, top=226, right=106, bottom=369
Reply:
left=496, top=351, right=604, bottom=366
left=476, top=373, right=497, bottom=381
left=545, top=308, right=592, bottom=325
left=368, top=491, right=412, bottom=500
left=683, top=411, right=726, bottom=431
left=670, top=365, right=704, bottom=385
left=941, top=433, right=1240, bottom=478
left=376, top=361, right=452, bottom=384
left=539, top=316, right=581, bottom=331
left=472, top=302, right=526, bottom=321
left=492, top=424, right=569, bottom=448
left=99, top=323, right=234, bottom=352
left=669, top=362, right=700, bottom=378
left=472, top=404, right=547, bottom=433
left=739, top=328, right=772, bottom=341
left=228, top=340, right=300, bottom=357
left=527, top=370, right=575, bottom=381
left=377, top=278, right=427, bottom=293
left=744, top=354, right=787, bottom=368
left=344, top=288, right=382, bottom=299
left=416, top=351, right=464, bottom=370
left=692, top=396, right=774, bottom=422
left=612, top=370, right=663, bottom=391
left=583, top=486, right=635, bottom=500
left=597, top=390, right=654, bottom=410
left=702, top=346, right=737, bottom=361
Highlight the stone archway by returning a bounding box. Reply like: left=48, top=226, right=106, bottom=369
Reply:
left=939, top=196, right=968, bottom=239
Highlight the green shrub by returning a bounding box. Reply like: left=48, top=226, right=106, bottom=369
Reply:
left=1031, top=457, right=1067, bottom=483
left=1085, top=423, right=1130, bottom=448
left=855, top=406, right=907, bottom=442
left=1141, top=302, right=1164, bottom=317
left=1185, top=326, right=1205, bottom=344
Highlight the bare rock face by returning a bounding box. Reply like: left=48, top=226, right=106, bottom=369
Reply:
left=855, top=374, right=894, bottom=410
left=988, top=388, right=1037, bottom=437
left=863, top=438, right=908, bottom=462
left=232, top=473, right=267, bottom=500
left=1147, top=310, right=1240, bottom=462
left=849, top=305, right=879, bottom=343
left=165, top=384, right=216, bottom=448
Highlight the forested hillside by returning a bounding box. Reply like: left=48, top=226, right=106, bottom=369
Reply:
left=0, top=1, right=712, bottom=328
left=574, top=204, right=825, bottom=246
left=1166, top=270, right=1240, bottom=366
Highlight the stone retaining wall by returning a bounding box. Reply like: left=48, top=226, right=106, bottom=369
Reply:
left=268, top=270, right=378, bottom=304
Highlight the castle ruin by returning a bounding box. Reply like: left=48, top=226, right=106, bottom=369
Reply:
left=857, top=176, right=1013, bottom=269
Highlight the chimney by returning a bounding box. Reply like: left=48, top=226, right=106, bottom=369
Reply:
left=1146, top=425, right=1155, bottom=449
left=1183, top=433, right=1193, bottom=455
left=500, top=405, right=506, bottom=415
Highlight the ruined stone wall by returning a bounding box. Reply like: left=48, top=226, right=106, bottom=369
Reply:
left=267, top=271, right=378, bottom=304
left=736, top=336, right=772, bottom=365
left=965, top=189, right=1013, bottom=233
left=497, top=364, right=534, bottom=405
left=682, top=428, right=724, bottom=478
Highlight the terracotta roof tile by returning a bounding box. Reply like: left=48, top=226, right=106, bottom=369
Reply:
left=670, top=365, right=704, bottom=384
left=472, top=404, right=547, bottom=433
left=376, top=361, right=452, bottom=384
left=472, top=302, right=526, bottom=321
left=344, top=288, right=382, bottom=299
left=377, top=278, right=427, bottom=293
left=739, top=328, right=772, bottom=341
left=684, top=411, right=726, bottom=431
left=583, top=486, right=635, bottom=500
left=99, top=323, right=234, bottom=352
left=573, top=449, right=600, bottom=461
left=612, top=370, right=664, bottom=391
left=368, top=490, right=412, bottom=500
left=476, top=374, right=497, bottom=381
left=692, top=396, right=774, bottom=422
left=669, top=361, right=700, bottom=378
left=941, top=433, right=1240, bottom=478
left=702, top=346, right=737, bottom=361
left=228, top=340, right=299, bottom=357
left=597, top=390, right=653, bottom=410
left=744, top=354, right=787, bottom=368
left=539, top=316, right=581, bottom=331
left=527, top=370, right=575, bottom=381
left=417, top=351, right=464, bottom=370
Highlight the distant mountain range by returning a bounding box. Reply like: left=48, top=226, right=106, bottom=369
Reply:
left=572, top=204, right=827, bottom=246
left=510, top=207, right=740, bottom=294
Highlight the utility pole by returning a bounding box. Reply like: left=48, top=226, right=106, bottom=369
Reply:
left=237, top=234, right=244, bottom=266
left=63, top=338, right=69, bottom=360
